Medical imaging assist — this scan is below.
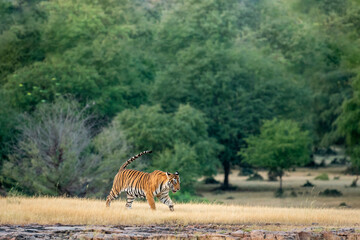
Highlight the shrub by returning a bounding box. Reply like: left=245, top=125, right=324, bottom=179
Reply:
left=246, top=173, right=264, bottom=181
left=88, top=120, right=129, bottom=198
left=290, top=190, right=298, bottom=197
left=238, top=168, right=254, bottom=176
left=304, top=160, right=320, bottom=168
left=302, top=180, right=315, bottom=187
left=203, top=177, right=220, bottom=184
left=3, top=98, right=97, bottom=196
left=319, top=189, right=343, bottom=197
left=115, top=104, right=222, bottom=193
left=314, top=173, right=329, bottom=180
left=339, top=202, right=348, bottom=207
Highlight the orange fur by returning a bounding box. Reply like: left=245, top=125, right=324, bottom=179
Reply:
left=106, top=152, right=180, bottom=211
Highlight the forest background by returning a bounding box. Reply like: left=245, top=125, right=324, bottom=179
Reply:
left=1, top=0, right=360, bottom=201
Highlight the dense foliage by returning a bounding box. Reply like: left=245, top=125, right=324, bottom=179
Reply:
left=1, top=0, right=360, bottom=197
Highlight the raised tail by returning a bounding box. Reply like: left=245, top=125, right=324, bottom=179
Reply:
left=119, top=150, right=152, bottom=171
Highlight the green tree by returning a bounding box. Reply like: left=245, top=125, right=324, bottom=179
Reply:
left=240, top=119, right=311, bottom=192
left=0, top=92, right=19, bottom=189
left=252, top=0, right=360, bottom=148
left=288, top=0, right=360, bottom=147
left=0, top=0, right=46, bottom=84
left=108, top=104, right=222, bottom=193
left=151, top=0, right=307, bottom=188
left=2, top=0, right=154, bottom=118
left=337, top=73, right=360, bottom=186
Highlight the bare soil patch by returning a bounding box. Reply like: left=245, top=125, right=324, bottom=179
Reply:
left=199, top=168, right=360, bottom=208
left=1, top=224, right=359, bottom=239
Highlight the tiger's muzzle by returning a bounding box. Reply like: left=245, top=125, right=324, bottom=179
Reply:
left=172, top=188, right=180, bottom=193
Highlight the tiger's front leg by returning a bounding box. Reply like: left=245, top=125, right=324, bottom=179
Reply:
left=157, top=192, right=174, bottom=211
left=146, top=193, right=156, bottom=210
left=125, top=194, right=135, bottom=209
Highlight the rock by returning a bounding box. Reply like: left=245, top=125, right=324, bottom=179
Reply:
left=0, top=224, right=359, bottom=239
left=298, top=231, right=311, bottom=240
left=230, top=230, right=245, bottom=237
left=277, top=233, right=299, bottom=240
left=322, top=232, right=341, bottom=240
left=250, top=230, right=265, bottom=240
left=347, top=233, right=359, bottom=240
left=264, top=232, right=277, bottom=240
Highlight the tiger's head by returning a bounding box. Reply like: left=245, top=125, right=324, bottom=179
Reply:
left=166, top=171, right=180, bottom=193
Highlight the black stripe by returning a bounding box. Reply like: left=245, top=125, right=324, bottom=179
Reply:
left=129, top=172, right=140, bottom=187
left=126, top=170, right=137, bottom=183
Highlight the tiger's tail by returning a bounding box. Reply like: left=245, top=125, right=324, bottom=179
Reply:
left=119, top=150, right=152, bottom=171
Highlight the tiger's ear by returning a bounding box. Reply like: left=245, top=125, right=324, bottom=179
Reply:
left=175, top=171, right=179, bottom=175
left=166, top=172, right=171, bottom=179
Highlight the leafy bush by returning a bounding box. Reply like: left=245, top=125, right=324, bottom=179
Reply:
left=290, top=190, right=298, bottom=197
left=246, top=173, right=264, bottom=181
left=319, top=189, right=343, bottom=197
left=87, top=120, right=129, bottom=198
left=115, top=104, right=222, bottom=193
left=314, top=173, right=329, bottom=180
left=339, top=202, right=349, bottom=207
left=203, top=177, right=220, bottom=184
left=302, top=180, right=315, bottom=187
left=238, top=168, right=254, bottom=176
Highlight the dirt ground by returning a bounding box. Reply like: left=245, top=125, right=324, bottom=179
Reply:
left=0, top=224, right=359, bottom=239
left=197, top=167, right=360, bottom=208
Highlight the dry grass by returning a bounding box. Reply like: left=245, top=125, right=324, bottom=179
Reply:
left=1, top=197, right=360, bottom=227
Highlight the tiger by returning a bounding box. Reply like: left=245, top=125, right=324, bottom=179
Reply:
left=106, top=150, right=180, bottom=211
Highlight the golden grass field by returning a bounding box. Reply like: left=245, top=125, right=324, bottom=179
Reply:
left=1, top=196, right=360, bottom=227
left=1, top=166, right=359, bottom=228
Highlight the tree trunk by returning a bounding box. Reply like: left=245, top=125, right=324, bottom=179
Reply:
left=279, top=175, right=283, bottom=191
left=350, top=175, right=359, bottom=187
left=222, top=160, right=230, bottom=189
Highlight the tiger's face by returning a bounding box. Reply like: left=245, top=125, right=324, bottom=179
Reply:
left=166, top=171, right=180, bottom=193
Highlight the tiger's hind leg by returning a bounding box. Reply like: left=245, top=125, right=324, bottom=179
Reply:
left=106, top=172, right=125, bottom=207
left=125, top=194, right=135, bottom=209
left=106, top=188, right=120, bottom=207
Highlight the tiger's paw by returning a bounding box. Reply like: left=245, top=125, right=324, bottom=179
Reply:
left=169, top=206, right=174, bottom=212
